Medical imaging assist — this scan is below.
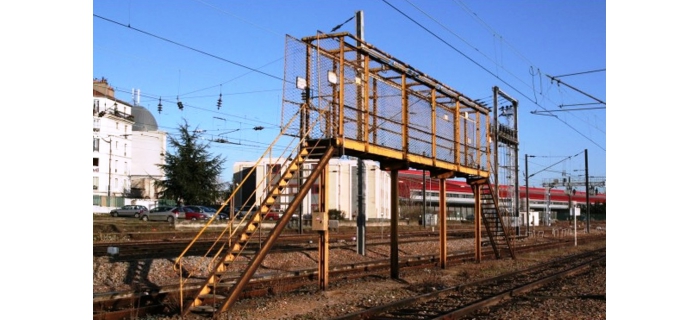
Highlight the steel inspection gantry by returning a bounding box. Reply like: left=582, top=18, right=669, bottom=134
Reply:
left=173, top=31, right=515, bottom=317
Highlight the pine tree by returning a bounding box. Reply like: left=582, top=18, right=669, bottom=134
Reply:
left=155, top=120, right=225, bottom=205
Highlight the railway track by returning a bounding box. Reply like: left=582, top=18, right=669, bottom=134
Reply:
left=93, top=230, right=475, bottom=260
left=93, top=235, right=604, bottom=320
left=332, top=247, right=605, bottom=320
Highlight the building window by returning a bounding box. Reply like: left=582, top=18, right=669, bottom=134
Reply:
left=124, top=144, right=127, bottom=156
left=93, top=177, right=99, bottom=190
left=93, top=99, right=100, bottom=114
left=124, top=162, right=128, bottom=175
left=93, top=158, right=99, bottom=166
left=93, top=138, right=100, bottom=151
left=116, top=122, right=119, bottom=130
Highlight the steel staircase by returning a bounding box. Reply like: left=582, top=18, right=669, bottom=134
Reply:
left=170, top=107, right=337, bottom=317
left=175, top=139, right=335, bottom=317
left=469, top=177, right=516, bottom=260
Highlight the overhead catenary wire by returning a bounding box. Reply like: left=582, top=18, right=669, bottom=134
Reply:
left=94, top=14, right=289, bottom=85
left=380, top=1, right=605, bottom=152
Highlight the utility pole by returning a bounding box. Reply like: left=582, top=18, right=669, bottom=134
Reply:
left=107, top=138, right=112, bottom=200
left=355, top=10, right=366, bottom=256
left=584, top=149, right=590, bottom=233
left=422, top=169, right=426, bottom=228
left=525, top=155, right=532, bottom=235
left=101, top=134, right=131, bottom=205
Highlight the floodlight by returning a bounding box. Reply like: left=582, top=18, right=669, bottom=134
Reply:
left=327, top=71, right=338, bottom=85
left=296, top=77, right=307, bottom=90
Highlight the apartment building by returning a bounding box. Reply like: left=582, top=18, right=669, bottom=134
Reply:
left=93, top=78, right=166, bottom=206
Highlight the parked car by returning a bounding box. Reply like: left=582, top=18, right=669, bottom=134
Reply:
left=184, top=205, right=218, bottom=221
left=110, top=205, right=148, bottom=218
left=263, top=210, right=281, bottom=221
left=212, top=206, right=230, bottom=220
left=234, top=206, right=258, bottom=220
left=139, top=206, right=184, bottom=223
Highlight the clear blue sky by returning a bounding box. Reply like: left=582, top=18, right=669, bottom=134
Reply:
left=92, top=0, right=606, bottom=190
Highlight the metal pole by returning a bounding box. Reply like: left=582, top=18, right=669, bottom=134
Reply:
left=568, top=175, right=572, bottom=222
left=108, top=139, right=112, bottom=199
left=525, top=154, right=529, bottom=236
left=422, top=169, right=426, bottom=228
left=585, top=149, right=590, bottom=233
left=355, top=9, right=366, bottom=256
left=513, top=101, right=519, bottom=237
left=357, top=159, right=365, bottom=255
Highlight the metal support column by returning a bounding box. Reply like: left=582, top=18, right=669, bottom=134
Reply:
left=357, top=158, right=366, bottom=255
left=318, top=164, right=329, bottom=289
left=318, top=229, right=329, bottom=290
left=474, top=185, right=482, bottom=263
left=390, top=169, right=399, bottom=279
left=390, top=172, right=399, bottom=277
left=439, top=178, right=447, bottom=269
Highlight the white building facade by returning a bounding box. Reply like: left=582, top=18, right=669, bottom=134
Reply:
left=93, top=78, right=135, bottom=199
left=93, top=78, right=167, bottom=208
left=232, top=157, right=391, bottom=220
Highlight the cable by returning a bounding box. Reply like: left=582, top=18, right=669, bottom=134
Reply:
left=94, top=14, right=289, bottom=84
left=111, top=87, right=283, bottom=131
left=552, top=69, right=606, bottom=78
left=384, top=1, right=605, bottom=151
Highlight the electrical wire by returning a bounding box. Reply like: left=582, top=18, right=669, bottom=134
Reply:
left=94, top=14, right=289, bottom=84
left=384, top=0, right=606, bottom=151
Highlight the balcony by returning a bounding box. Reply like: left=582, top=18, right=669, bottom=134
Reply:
left=99, top=108, right=135, bottom=122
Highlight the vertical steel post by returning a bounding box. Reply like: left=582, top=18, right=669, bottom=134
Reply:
left=439, top=178, right=447, bottom=269
left=422, top=170, right=426, bottom=228
left=474, top=184, right=482, bottom=263
left=585, top=149, right=590, bottom=233
left=525, top=154, right=530, bottom=236
left=390, top=169, right=399, bottom=278
left=357, top=159, right=366, bottom=255
left=318, top=164, right=329, bottom=289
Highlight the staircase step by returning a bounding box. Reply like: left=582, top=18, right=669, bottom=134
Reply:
left=191, top=305, right=217, bottom=313
left=198, top=293, right=227, bottom=300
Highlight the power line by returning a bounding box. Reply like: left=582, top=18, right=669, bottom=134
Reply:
left=380, top=1, right=606, bottom=152
left=111, top=87, right=283, bottom=131
left=546, top=74, right=606, bottom=105
left=93, top=14, right=289, bottom=84
left=527, top=150, right=583, bottom=178
left=552, top=69, right=606, bottom=78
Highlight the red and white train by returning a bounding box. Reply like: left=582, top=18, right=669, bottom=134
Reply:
left=397, top=169, right=605, bottom=211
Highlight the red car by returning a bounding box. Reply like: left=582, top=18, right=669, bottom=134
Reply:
left=184, top=206, right=216, bottom=221
left=263, top=210, right=281, bottom=220
left=174, top=207, right=200, bottom=221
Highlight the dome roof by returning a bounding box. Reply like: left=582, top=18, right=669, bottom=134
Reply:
left=132, top=106, right=158, bottom=131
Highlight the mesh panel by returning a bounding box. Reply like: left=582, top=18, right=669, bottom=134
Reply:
left=282, top=33, right=492, bottom=174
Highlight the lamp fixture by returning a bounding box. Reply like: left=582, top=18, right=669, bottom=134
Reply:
left=295, top=77, right=307, bottom=90
left=327, top=71, right=338, bottom=85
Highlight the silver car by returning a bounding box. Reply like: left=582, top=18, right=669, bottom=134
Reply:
left=110, top=205, right=148, bottom=218
left=139, top=206, right=184, bottom=223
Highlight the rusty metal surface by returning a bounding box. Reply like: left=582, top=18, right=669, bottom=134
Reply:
left=282, top=33, right=491, bottom=179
